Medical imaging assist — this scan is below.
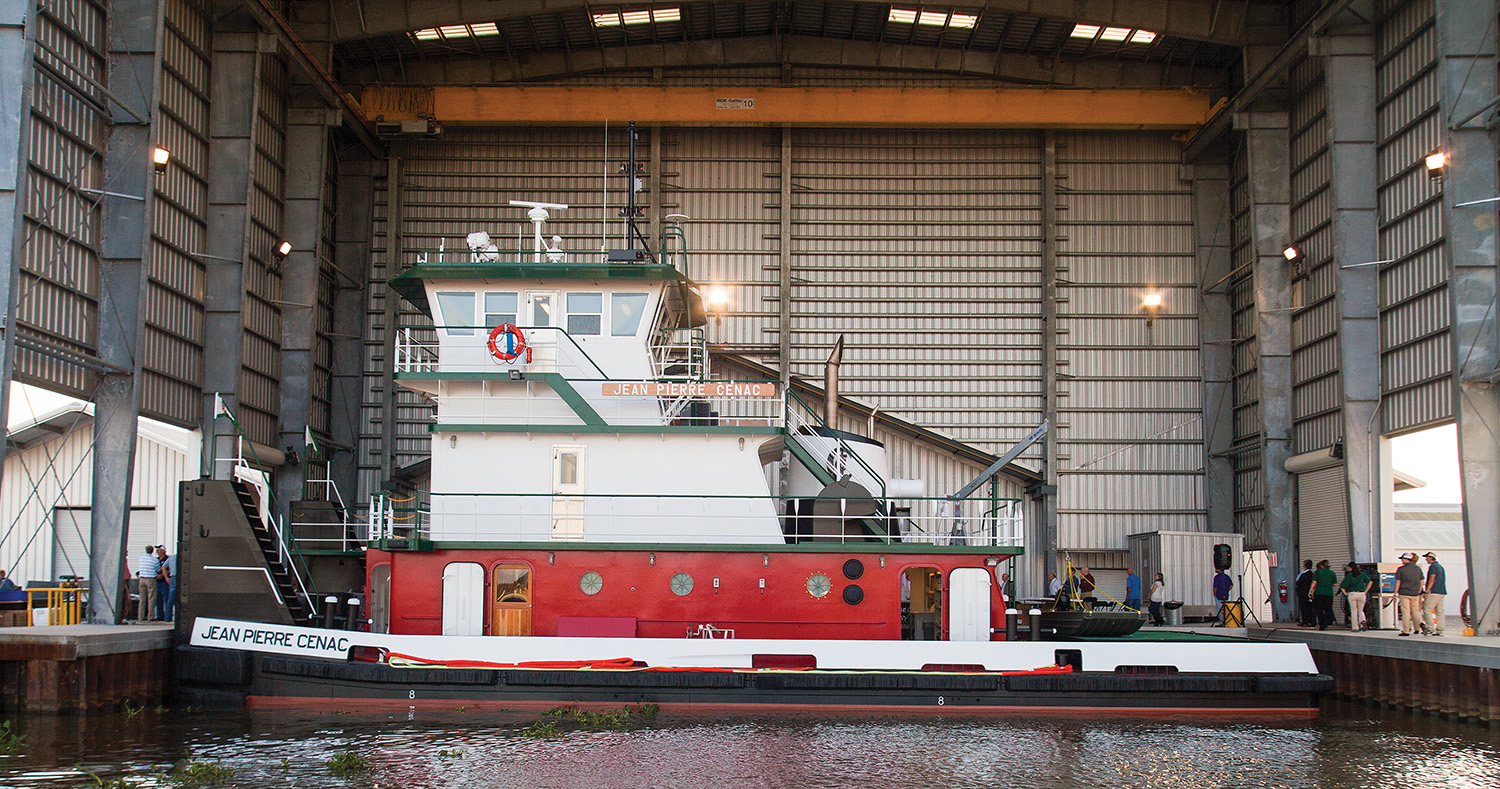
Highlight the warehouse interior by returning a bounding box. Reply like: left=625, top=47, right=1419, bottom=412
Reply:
left=0, top=0, right=1496, bottom=633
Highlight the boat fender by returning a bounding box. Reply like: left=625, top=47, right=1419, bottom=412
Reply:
left=487, top=323, right=528, bottom=362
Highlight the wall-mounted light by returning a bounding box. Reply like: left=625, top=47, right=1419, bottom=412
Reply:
left=1425, top=150, right=1446, bottom=179
left=152, top=147, right=171, bottom=174
left=1142, top=292, right=1162, bottom=326
left=706, top=285, right=730, bottom=325
left=1283, top=245, right=1306, bottom=280
left=274, top=240, right=292, bottom=259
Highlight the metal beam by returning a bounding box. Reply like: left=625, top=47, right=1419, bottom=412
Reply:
left=1190, top=158, right=1235, bottom=536
left=1314, top=22, right=1382, bottom=565
left=1238, top=110, right=1296, bottom=622
left=1037, top=130, right=1060, bottom=590
left=360, top=85, right=1216, bottom=129
left=324, top=0, right=1266, bottom=47
left=0, top=0, right=39, bottom=479
left=89, top=0, right=164, bottom=624
left=1184, top=0, right=1356, bottom=160
left=1437, top=0, right=1500, bottom=635
left=339, top=35, right=1232, bottom=90
left=330, top=151, right=376, bottom=506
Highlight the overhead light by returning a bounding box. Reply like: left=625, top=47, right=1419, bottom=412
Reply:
left=593, top=7, right=680, bottom=27
left=413, top=22, right=501, bottom=40
left=152, top=147, right=170, bottom=174
left=275, top=240, right=293, bottom=259
left=1425, top=151, right=1446, bottom=179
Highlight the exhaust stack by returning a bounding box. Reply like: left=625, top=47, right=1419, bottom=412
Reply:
left=824, top=335, right=844, bottom=428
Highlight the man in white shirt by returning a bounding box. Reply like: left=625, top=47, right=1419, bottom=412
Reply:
left=137, top=545, right=161, bottom=622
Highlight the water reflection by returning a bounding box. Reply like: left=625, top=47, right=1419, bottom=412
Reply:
left=3, top=702, right=1497, bottom=789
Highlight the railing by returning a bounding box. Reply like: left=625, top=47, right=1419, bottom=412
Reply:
left=363, top=491, right=1023, bottom=548
left=785, top=390, right=887, bottom=499
left=659, top=223, right=689, bottom=278
left=27, top=587, right=83, bottom=626
left=211, top=430, right=317, bottom=616
left=422, top=380, right=784, bottom=428
left=395, top=325, right=611, bottom=379
left=395, top=327, right=439, bottom=372
left=649, top=327, right=706, bottom=382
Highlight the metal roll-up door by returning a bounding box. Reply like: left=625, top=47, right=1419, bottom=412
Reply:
left=1286, top=449, right=1351, bottom=569
left=51, top=508, right=160, bottom=581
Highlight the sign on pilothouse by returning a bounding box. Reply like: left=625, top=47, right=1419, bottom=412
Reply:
left=601, top=382, right=778, bottom=398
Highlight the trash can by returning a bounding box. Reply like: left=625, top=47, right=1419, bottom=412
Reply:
left=1164, top=601, right=1184, bottom=626
left=1220, top=600, right=1244, bottom=627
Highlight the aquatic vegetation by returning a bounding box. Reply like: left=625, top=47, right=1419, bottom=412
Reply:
left=536, top=703, right=659, bottom=731
left=76, top=768, right=130, bottom=788
left=327, top=751, right=372, bottom=777
left=518, top=721, right=560, bottom=738
left=121, top=701, right=143, bottom=718
left=170, top=760, right=236, bottom=785
left=0, top=719, right=24, bottom=755
left=436, top=749, right=463, bottom=758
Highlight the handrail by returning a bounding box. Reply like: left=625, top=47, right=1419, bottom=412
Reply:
left=212, top=425, right=317, bottom=617
left=785, top=389, right=888, bottom=499
left=399, top=324, right=613, bottom=379
left=27, top=587, right=83, bottom=626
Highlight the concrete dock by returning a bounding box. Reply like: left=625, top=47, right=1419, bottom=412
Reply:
left=0, top=623, right=173, bottom=713
left=1254, top=623, right=1500, bottom=725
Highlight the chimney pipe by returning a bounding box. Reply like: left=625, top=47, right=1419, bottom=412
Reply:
left=824, top=335, right=844, bottom=428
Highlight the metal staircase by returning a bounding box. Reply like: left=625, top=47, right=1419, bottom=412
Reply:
left=229, top=465, right=317, bottom=625
left=783, top=391, right=892, bottom=539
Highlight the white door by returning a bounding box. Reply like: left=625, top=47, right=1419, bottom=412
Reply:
left=948, top=568, right=992, bottom=641
left=441, top=562, right=485, bottom=635
left=527, top=292, right=556, bottom=328
left=551, top=445, right=585, bottom=541
left=52, top=508, right=159, bottom=581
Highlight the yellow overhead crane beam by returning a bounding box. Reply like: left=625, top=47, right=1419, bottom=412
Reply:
left=359, top=86, right=1216, bottom=130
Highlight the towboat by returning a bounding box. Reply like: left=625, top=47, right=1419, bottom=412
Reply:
left=174, top=176, right=1330, bottom=713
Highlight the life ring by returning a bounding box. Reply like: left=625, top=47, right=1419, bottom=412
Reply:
left=487, top=324, right=527, bottom=362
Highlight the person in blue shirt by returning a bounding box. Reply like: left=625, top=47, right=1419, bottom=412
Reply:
left=1124, top=568, right=1142, bottom=613
left=1212, top=569, right=1234, bottom=625
left=0, top=570, right=17, bottom=592
left=1422, top=551, right=1447, bottom=636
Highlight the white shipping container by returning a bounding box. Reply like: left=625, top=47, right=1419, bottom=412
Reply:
left=1128, top=531, right=1245, bottom=618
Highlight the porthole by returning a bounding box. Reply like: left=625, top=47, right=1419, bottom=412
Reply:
left=843, top=584, right=864, bottom=605
left=670, top=572, right=694, bottom=596
left=806, top=573, right=832, bottom=598
left=842, top=559, right=864, bottom=579
left=579, top=571, right=603, bottom=595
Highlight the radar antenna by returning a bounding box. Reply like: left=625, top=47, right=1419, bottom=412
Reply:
left=508, top=200, right=568, bottom=263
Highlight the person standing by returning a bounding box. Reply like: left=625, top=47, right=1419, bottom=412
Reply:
left=1338, top=562, right=1371, bottom=631
left=999, top=572, right=1016, bottom=610
left=1310, top=559, right=1338, bottom=631
left=154, top=545, right=172, bottom=622
left=1079, top=567, right=1096, bottom=606
left=1046, top=572, right=1062, bottom=597
left=1124, top=568, right=1142, bottom=613
left=1212, top=567, right=1234, bottom=625
left=1394, top=552, right=1425, bottom=636
left=136, top=545, right=161, bottom=622
left=1421, top=551, right=1446, bottom=636
left=1148, top=573, right=1166, bottom=626
left=1295, top=559, right=1315, bottom=627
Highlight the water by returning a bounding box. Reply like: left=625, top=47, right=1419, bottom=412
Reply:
left=3, top=702, right=1497, bottom=789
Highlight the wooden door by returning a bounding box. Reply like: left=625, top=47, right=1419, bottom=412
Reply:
left=491, top=563, right=532, bottom=636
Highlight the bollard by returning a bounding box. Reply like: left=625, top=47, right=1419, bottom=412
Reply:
left=322, top=595, right=339, bottom=629
left=1029, top=609, right=1043, bottom=641
left=345, top=597, right=362, bottom=630
left=1005, top=608, right=1019, bottom=640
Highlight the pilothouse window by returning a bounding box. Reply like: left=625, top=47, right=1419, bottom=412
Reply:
left=566, top=292, right=602, bottom=335
left=611, top=293, right=649, bottom=336
left=435, top=292, right=475, bottom=335
left=484, top=292, right=519, bottom=327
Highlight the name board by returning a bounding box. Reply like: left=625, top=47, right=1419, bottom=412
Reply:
left=601, top=381, right=778, bottom=398
left=715, top=98, right=755, bottom=110
left=191, top=617, right=353, bottom=659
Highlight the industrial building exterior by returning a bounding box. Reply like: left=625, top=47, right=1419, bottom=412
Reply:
left=0, top=0, right=1494, bottom=633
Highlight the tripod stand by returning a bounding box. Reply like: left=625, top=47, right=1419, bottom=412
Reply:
left=1233, top=572, right=1264, bottom=628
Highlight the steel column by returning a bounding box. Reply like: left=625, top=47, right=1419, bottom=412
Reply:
left=330, top=153, right=375, bottom=505
left=1436, top=0, right=1500, bottom=635
left=1316, top=19, right=1384, bottom=565
left=1192, top=158, right=1235, bottom=536
left=201, top=30, right=264, bottom=476
left=275, top=106, right=335, bottom=511
left=1037, top=131, right=1059, bottom=586
left=0, top=0, right=38, bottom=476
left=378, top=153, right=402, bottom=485
left=89, top=0, right=165, bottom=624
left=1237, top=111, right=1298, bottom=621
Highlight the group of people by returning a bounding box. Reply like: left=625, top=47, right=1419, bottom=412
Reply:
left=135, top=544, right=176, bottom=622
left=1294, top=552, right=1446, bottom=635
left=1042, top=567, right=1170, bottom=626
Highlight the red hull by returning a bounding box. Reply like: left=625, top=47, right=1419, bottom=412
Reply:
left=371, top=547, right=1017, bottom=641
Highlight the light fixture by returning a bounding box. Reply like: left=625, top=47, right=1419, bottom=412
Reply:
left=152, top=147, right=170, bottom=174
left=274, top=240, right=292, bottom=259
left=1425, top=150, right=1446, bottom=179
left=1142, top=293, right=1162, bottom=326
left=1283, top=246, right=1302, bottom=263
left=706, top=285, right=729, bottom=308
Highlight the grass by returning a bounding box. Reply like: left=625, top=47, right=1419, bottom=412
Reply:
left=0, top=720, right=24, bottom=755
left=326, top=751, right=372, bottom=777
left=169, top=760, right=236, bottom=786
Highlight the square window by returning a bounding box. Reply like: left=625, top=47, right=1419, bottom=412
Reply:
left=611, top=293, right=649, bottom=336
left=435, top=292, right=475, bottom=336
left=485, top=292, right=519, bottom=328
left=566, top=292, right=603, bottom=336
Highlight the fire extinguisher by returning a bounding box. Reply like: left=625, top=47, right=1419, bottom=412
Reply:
left=1278, top=580, right=1289, bottom=604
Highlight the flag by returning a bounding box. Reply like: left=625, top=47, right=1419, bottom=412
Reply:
left=213, top=393, right=231, bottom=419
left=304, top=426, right=320, bottom=458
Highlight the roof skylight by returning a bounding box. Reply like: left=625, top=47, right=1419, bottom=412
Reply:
left=592, top=7, right=682, bottom=27
left=1069, top=24, right=1100, bottom=38
left=412, top=22, right=500, bottom=41
left=1070, top=22, right=1158, bottom=44
left=889, top=7, right=977, bottom=30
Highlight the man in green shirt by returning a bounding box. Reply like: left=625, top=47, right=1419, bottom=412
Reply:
left=1337, top=562, right=1372, bottom=631
left=1310, top=559, right=1339, bottom=631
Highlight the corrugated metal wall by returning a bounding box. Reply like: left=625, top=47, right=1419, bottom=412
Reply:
left=15, top=0, right=108, bottom=398
left=145, top=0, right=211, bottom=427
left=359, top=127, right=1206, bottom=550
left=238, top=54, right=288, bottom=446
left=0, top=421, right=196, bottom=585
left=1288, top=54, right=1342, bottom=454
left=1055, top=132, right=1205, bottom=547
left=1375, top=0, right=1451, bottom=435
left=1227, top=141, right=1268, bottom=549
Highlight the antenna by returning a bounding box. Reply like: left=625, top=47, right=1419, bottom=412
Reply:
left=508, top=200, right=569, bottom=263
